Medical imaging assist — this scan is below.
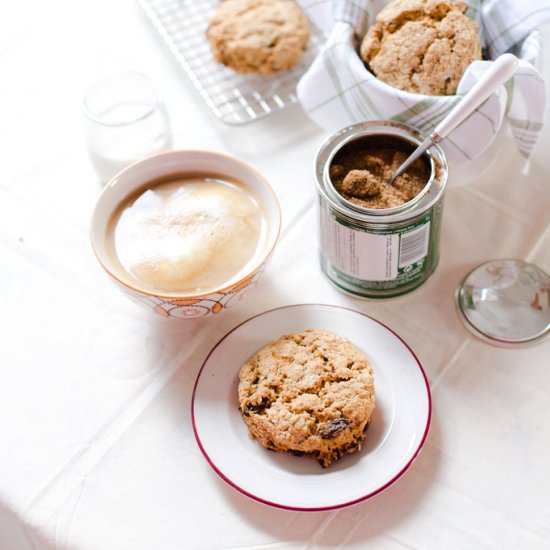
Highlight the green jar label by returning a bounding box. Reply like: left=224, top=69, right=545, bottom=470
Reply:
left=320, top=203, right=442, bottom=292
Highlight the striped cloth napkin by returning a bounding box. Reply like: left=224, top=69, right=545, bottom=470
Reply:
left=297, top=0, right=550, bottom=168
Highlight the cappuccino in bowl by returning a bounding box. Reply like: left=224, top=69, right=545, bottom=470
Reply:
left=106, top=174, right=268, bottom=295
left=90, top=151, right=280, bottom=318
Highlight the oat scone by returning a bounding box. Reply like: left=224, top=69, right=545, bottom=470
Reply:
left=238, top=329, right=375, bottom=467
left=206, top=0, right=310, bottom=76
left=360, top=0, right=482, bottom=96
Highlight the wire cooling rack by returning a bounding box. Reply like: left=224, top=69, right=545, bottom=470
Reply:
left=138, top=0, right=324, bottom=125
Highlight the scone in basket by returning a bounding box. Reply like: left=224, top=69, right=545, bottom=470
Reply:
left=297, top=0, right=549, bottom=169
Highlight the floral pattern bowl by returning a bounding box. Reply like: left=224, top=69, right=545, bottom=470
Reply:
left=90, top=150, right=281, bottom=318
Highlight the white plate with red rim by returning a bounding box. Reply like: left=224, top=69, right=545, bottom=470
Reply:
left=191, top=304, right=431, bottom=511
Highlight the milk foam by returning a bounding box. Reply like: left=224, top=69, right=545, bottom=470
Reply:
left=110, top=177, right=267, bottom=293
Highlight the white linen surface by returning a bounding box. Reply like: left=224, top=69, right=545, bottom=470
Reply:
left=1, top=1, right=549, bottom=549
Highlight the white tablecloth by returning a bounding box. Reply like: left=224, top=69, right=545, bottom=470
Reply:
left=1, top=1, right=549, bottom=549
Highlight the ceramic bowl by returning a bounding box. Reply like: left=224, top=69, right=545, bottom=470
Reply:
left=90, top=150, right=281, bottom=318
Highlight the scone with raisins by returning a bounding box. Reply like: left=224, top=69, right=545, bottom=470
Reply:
left=238, top=329, right=375, bottom=467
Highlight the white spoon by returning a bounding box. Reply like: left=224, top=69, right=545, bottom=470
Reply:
left=387, top=53, right=519, bottom=185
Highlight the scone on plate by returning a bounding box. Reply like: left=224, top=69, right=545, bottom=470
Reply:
left=206, top=0, right=310, bottom=76
left=360, top=0, right=482, bottom=96
left=238, top=329, right=375, bottom=467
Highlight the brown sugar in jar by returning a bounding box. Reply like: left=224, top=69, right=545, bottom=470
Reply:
left=329, top=136, right=430, bottom=210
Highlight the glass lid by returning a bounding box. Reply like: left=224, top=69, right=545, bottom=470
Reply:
left=455, top=259, right=550, bottom=347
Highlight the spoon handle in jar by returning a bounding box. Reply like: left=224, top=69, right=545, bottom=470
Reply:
left=432, top=53, right=519, bottom=141
left=387, top=54, right=518, bottom=186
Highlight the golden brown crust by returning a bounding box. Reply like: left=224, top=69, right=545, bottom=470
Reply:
left=206, top=0, right=310, bottom=76
left=360, top=0, right=481, bottom=95
left=238, top=329, right=375, bottom=467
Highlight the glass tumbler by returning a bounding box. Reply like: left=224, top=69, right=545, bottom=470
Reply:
left=83, top=71, right=172, bottom=183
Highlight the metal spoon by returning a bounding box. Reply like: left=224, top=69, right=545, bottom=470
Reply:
left=387, top=53, right=519, bottom=185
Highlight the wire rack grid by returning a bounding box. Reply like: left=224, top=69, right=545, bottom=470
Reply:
left=138, top=0, right=324, bottom=125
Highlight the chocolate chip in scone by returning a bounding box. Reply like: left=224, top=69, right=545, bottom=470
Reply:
left=288, top=449, right=305, bottom=457
left=317, top=417, right=351, bottom=438
left=244, top=396, right=271, bottom=415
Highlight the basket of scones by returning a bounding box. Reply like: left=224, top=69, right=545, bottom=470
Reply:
left=297, top=0, right=549, bottom=170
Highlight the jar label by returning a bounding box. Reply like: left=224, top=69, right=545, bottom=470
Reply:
left=320, top=206, right=433, bottom=285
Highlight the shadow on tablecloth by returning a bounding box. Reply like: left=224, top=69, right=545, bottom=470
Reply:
left=208, top=398, right=442, bottom=546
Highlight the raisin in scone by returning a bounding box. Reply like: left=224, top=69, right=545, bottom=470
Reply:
left=360, top=0, right=482, bottom=95
left=238, top=329, right=375, bottom=467
left=206, top=0, right=310, bottom=76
